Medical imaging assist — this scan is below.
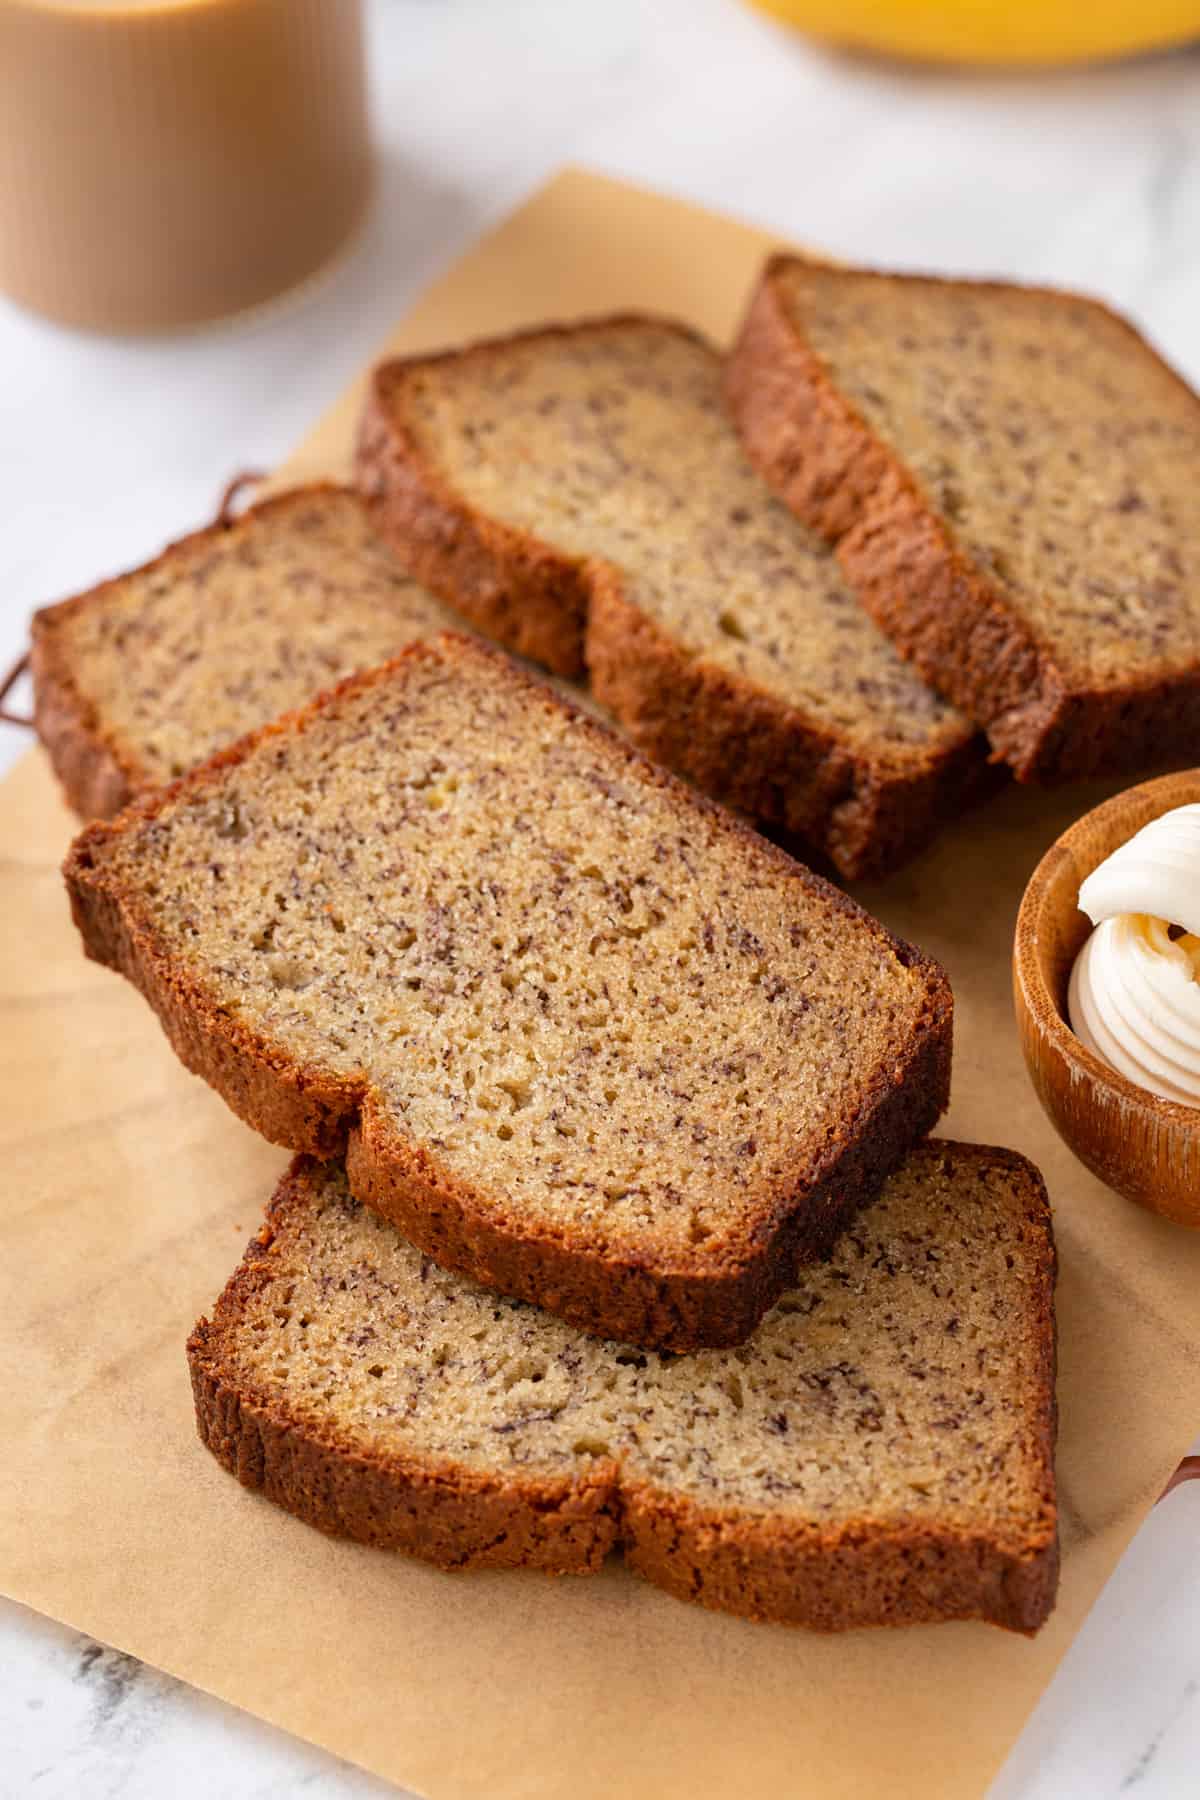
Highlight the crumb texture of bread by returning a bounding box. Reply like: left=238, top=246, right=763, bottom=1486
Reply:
left=358, top=318, right=986, bottom=879
left=189, top=1142, right=1059, bottom=1633
left=728, top=261, right=1200, bottom=781
left=67, top=636, right=951, bottom=1350
left=31, top=486, right=463, bottom=818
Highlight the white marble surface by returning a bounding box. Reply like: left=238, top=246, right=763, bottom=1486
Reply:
left=1, top=0, right=1198, bottom=1793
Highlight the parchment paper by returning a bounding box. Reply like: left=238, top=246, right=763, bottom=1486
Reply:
left=3, top=168, right=1199, bottom=1800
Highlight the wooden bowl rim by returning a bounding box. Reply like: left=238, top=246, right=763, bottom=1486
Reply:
left=1014, top=767, right=1200, bottom=1130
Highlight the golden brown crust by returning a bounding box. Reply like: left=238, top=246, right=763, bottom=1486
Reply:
left=586, top=563, right=995, bottom=881
left=188, top=1147, right=1058, bottom=1632
left=727, top=259, right=1200, bottom=783
left=625, top=1497, right=1058, bottom=1633
left=29, top=621, right=141, bottom=820
left=357, top=331, right=630, bottom=681
left=345, top=973, right=950, bottom=1349
left=355, top=318, right=988, bottom=881
left=30, top=482, right=369, bottom=822
left=66, top=634, right=954, bottom=1353
left=188, top=1164, right=622, bottom=1572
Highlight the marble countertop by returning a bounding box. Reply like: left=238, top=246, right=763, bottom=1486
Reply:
left=1, top=1, right=1197, bottom=1793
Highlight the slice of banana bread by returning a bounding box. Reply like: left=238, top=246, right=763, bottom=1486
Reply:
left=356, top=317, right=988, bottom=881
left=189, top=1141, right=1059, bottom=1633
left=32, top=484, right=464, bottom=819
left=728, top=258, right=1200, bottom=782
left=67, top=634, right=952, bottom=1352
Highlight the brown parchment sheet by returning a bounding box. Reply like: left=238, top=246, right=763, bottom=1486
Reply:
left=3, top=168, right=1200, bottom=1800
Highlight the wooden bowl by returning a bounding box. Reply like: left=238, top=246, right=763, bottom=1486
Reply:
left=1013, top=768, right=1200, bottom=1228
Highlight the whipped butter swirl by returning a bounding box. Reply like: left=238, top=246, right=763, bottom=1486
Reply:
left=1067, top=803, right=1200, bottom=1106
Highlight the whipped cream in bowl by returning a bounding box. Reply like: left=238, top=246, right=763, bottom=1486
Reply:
left=1013, top=771, right=1200, bottom=1226
left=1067, top=804, right=1200, bottom=1109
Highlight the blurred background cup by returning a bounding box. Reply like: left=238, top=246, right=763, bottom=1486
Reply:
left=0, top=0, right=372, bottom=334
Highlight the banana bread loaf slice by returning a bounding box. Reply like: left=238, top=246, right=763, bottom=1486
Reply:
left=67, top=634, right=952, bottom=1352
left=356, top=317, right=988, bottom=881
left=728, top=258, right=1200, bottom=782
left=32, top=484, right=464, bottom=819
left=189, top=1141, right=1058, bottom=1633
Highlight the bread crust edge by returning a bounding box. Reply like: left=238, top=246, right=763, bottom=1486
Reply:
left=31, top=608, right=145, bottom=820
left=65, top=635, right=953, bottom=1354
left=355, top=318, right=988, bottom=877
left=726, top=259, right=1200, bottom=783
left=29, top=483, right=369, bottom=822
left=358, top=342, right=605, bottom=680
left=188, top=1145, right=1058, bottom=1634
left=585, top=564, right=995, bottom=882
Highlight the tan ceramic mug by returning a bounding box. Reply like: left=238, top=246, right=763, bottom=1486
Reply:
left=0, top=0, right=372, bottom=332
